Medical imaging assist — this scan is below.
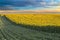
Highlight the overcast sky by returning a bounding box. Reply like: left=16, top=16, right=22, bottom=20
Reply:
left=0, top=0, right=60, bottom=10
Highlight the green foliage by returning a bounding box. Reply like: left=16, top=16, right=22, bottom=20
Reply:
left=0, top=15, right=60, bottom=40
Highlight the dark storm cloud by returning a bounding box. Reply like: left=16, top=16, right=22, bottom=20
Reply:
left=0, top=0, right=46, bottom=7
left=0, top=0, right=60, bottom=10
left=0, top=0, right=31, bottom=7
left=0, top=0, right=38, bottom=10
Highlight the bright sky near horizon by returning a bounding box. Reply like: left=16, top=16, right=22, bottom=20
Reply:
left=0, top=0, right=60, bottom=10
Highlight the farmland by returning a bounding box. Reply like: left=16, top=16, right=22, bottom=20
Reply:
left=0, top=14, right=60, bottom=40
left=5, top=14, right=60, bottom=26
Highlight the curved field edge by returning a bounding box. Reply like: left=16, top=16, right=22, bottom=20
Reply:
left=2, top=15, right=60, bottom=33
left=4, top=14, right=60, bottom=26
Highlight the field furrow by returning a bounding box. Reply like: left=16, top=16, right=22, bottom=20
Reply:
left=0, top=15, right=60, bottom=40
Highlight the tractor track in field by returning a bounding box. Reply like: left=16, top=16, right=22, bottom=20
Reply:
left=0, top=16, right=60, bottom=40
